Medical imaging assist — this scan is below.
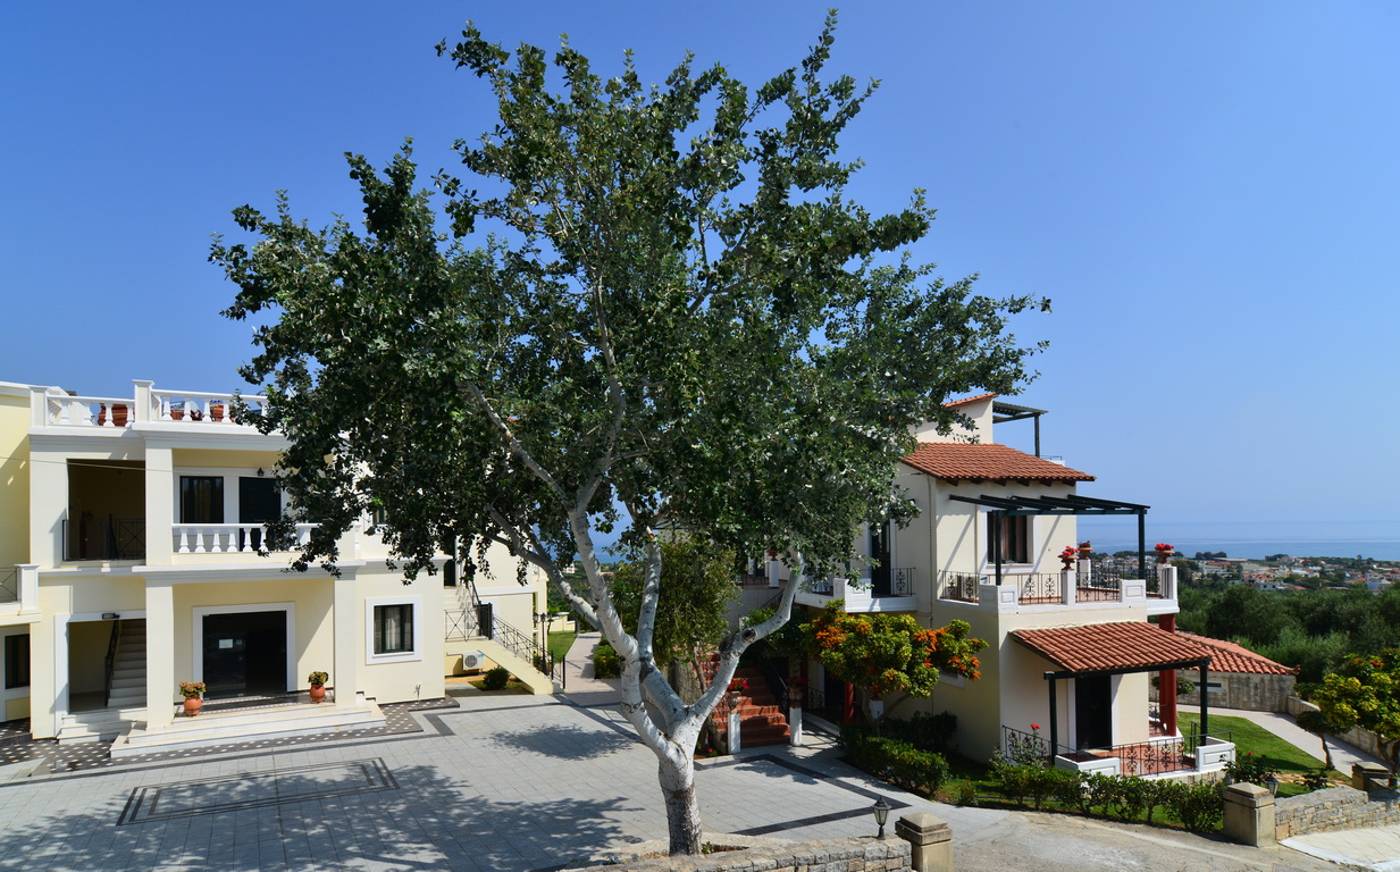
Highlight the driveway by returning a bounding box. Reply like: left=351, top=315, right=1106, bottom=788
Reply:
left=0, top=694, right=1339, bottom=870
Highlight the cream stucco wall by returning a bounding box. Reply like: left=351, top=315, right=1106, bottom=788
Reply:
left=0, top=385, right=31, bottom=568
left=353, top=568, right=445, bottom=704
left=914, top=396, right=994, bottom=444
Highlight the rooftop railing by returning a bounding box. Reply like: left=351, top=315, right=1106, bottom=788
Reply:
left=31, top=382, right=269, bottom=429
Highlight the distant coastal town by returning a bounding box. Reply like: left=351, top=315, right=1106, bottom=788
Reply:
left=1095, top=548, right=1400, bottom=591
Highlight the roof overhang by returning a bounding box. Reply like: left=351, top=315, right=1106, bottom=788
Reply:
left=948, top=493, right=1148, bottom=516
left=1012, top=622, right=1212, bottom=678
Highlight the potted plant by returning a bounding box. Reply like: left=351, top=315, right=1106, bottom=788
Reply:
left=1154, top=542, right=1175, bottom=564
left=307, top=671, right=329, bottom=703
left=210, top=400, right=225, bottom=422
left=170, top=400, right=185, bottom=421
left=1077, top=540, right=1092, bottom=557
left=180, top=681, right=206, bottom=717
left=111, top=403, right=129, bottom=427
left=1058, top=545, right=1077, bottom=570
left=97, top=403, right=107, bottom=426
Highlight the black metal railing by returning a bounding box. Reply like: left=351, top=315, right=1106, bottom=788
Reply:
left=1075, top=563, right=1123, bottom=602
left=759, top=657, right=789, bottom=711
left=0, top=569, right=17, bottom=604
left=938, top=571, right=981, bottom=603
left=1016, top=573, right=1063, bottom=604
left=492, top=616, right=567, bottom=689
left=805, top=684, right=826, bottom=711
left=63, top=517, right=145, bottom=561
left=102, top=620, right=122, bottom=708
left=889, top=567, right=916, bottom=596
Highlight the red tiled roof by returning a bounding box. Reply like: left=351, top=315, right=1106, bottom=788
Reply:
left=902, top=443, right=1095, bottom=483
left=1177, top=632, right=1298, bottom=676
left=1012, top=622, right=1213, bottom=673
left=944, top=392, right=998, bottom=408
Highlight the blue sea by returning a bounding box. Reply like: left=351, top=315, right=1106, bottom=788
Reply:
left=1076, top=519, right=1400, bottom=561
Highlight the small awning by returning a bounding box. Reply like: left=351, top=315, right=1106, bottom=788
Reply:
left=1012, top=622, right=1212, bottom=677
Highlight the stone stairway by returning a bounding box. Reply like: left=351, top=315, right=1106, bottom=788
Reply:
left=706, top=659, right=791, bottom=748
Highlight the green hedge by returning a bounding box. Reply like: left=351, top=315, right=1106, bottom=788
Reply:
left=592, top=642, right=622, bottom=679
left=482, top=666, right=510, bottom=690
left=842, top=727, right=950, bottom=796
left=878, top=711, right=958, bottom=754
left=988, top=757, right=1225, bottom=832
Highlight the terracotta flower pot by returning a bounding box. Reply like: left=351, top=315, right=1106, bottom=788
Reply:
left=210, top=402, right=225, bottom=422
left=309, top=684, right=326, bottom=703
left=97, top=403, right=107, bottom=426
left=183, top=697, right=203, bottom=717
left=171, top=407, right=185, bottom=421
left=111, top=403, right=129, bottom=427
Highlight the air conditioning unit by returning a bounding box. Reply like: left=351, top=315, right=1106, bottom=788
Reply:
left=461, top=650, right=487, bottom=672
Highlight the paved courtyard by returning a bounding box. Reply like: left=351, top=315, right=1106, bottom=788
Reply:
left=0, top=693, right=1343, bottom=871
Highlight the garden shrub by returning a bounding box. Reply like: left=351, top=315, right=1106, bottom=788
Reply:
left=592, top=642, right=622, bottom=679
left=842, top=727, right=950, bottom=796
left=881, top=711, right=958, bottom=754
left=482, top=666, right=510, bottom=690
left=1143, top=778, right=1174, bottom=824
left=1169, top=780, right=1225, bottom=833
left=1225, top=751, right=1278, bottom=787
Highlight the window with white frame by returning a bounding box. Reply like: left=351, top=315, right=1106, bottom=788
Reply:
left=366, top=597, right=421, bottom=663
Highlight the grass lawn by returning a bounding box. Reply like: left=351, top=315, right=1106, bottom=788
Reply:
left=1178, top=712, right=1345, bottom=795
left=548, top=629, right=577, bottom=662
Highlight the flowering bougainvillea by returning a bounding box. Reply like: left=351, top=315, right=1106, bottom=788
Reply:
left=804, top=602, right=986, bottom=723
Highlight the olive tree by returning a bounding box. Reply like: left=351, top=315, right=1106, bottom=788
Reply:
left=212, top=13, right=1040, bottom=854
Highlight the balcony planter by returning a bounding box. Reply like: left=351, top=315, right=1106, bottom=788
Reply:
left=111, top=403, right=129, bottom=427
left=170, top=401, right=185, bottom=421
left=1078, top=541, right=1092, bottom=557
left=308, top=671, right=328, bottom=703
left=179, top=680, right=206, bottom=717
left=210, top=400, right=225, bottom=422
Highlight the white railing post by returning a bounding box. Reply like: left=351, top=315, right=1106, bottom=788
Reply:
left=1061, top=569, right=1077, bottom=605
left=1158, top=564, right=1177, bottom=599
left=29, top=387, right=45, bottom=426
left=133, top=380, right=154, bottom=423
left=17, top=565, right=38, bottom=614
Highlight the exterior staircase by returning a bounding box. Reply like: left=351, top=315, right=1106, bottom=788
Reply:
left=56, top=619, right=147, bottom=743
left=443, top=581, right=555, bottom=694
left=706, top=659, right=791, bottom=748
left=108, top=620, right=146, bottom=709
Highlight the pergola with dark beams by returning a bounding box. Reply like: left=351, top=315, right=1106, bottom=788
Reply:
left=991, top=399, right=1048, bottom=456
left=947, top=492, right=1151, bottom=584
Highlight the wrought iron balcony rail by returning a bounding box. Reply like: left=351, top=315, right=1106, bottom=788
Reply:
left=1000, top=723, right=1232, bottom=777
left=0, top=569, right=16, bottom=604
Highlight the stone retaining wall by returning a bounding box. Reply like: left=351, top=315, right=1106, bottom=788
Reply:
left=1275, top=786, right=1400, bottom=839
left=583, top=837, right=911, bottom=871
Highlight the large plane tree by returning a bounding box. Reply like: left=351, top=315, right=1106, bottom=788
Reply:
left=212, top=14, right=1041, bottom=854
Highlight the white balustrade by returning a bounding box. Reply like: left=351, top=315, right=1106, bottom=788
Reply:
left=151, top=389, right=266, bottom=425
left=173, top=523, right=315, bottom=554
left=42, top=393, right=135, bottom=428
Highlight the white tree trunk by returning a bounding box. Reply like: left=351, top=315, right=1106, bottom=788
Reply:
left=658, top=750, right=703, bottom=855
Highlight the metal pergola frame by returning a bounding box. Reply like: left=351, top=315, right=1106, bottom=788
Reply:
left=991, top=400, right=1048, bottom=457
left=948, top=493, right=1150, bottom=583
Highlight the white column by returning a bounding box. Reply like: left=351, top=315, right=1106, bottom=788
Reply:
left=1060, top=569, right=1076, bottom=606
left=144, top=445, right=174, bottom=565
left=1158, top=564, right=1178, bottom=599
left=333, top=574, right=362, bottom=706
left=145, top=581, right=176, bottom=729
left=17, top=564, right=38, bottom=614
left=788, top=704, right=803, bottom=746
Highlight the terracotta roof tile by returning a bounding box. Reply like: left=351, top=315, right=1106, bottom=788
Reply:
left=902, top=442, right=1095, bottom=483
left=944, top=392, right=998, bottom=408
left=1012, top=622, right=1213, bottom=673
left=1177, top=632, right=1297, bottom=676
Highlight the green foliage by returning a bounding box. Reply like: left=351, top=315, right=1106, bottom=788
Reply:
left=610, top=536, right=737, bottom=667
left=482, top=666, right=510, bottom=690
left=1313, top=648, right=1400, bottom=777
left=1302, top=768, right=1331, bottom=791
left=1178, top=579, right=1400, bottom=682
left=807, top=604, right=985, bottom=718
left=306, top=671, right=329, bottom=687
left=1225, top=751, right=1279, bottom=786
left=1168, top=781, right=1225, bottom=833
left=879, top=711, right=959, bottom=754
left=843, top=727, right=950, bottom=796
left=591, top=642, right=622, bottom=679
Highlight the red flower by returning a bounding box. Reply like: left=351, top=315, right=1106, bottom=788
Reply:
left=1030, top=722, right=1041, bottom=731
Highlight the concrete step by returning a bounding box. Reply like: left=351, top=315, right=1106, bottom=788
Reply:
left=110, top=702, right=385, bottom=758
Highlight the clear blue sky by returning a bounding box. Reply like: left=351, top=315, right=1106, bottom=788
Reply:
left=2, top=2, right=1396, bottom=533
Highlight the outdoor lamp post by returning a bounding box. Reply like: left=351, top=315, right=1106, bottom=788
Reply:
left=872, top=797, right=890, bottom=839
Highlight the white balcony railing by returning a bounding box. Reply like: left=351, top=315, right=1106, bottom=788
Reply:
left=173, top=523, right=315, bottom=554
left=31, top=382, right=269, bottom=429
left=150, top=389, right=267, bottom=425
left=40, top=394, right=136, bottom=429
